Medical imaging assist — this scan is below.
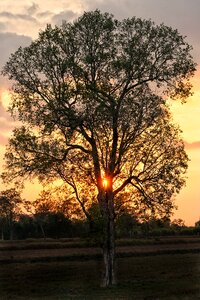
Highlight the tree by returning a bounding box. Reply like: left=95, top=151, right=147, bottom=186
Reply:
left=0, top=188, right=22, bottom=240
left=16, top=214, right=37, bottom=239
left=115, top=210, right=139, bottom=238
left=195, top=219, right=200, bottom=228
left=31, top=188, right=81, bottom=238
left=2, top=10, right=195, bottom=286
left=33, top=187, right=85, bottom=220
left=171, top=218, right=186, bottom=228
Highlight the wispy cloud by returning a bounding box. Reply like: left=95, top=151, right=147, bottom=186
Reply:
left=0, top=11, right=37, bottom=22
left=0, top=22, right=6, bottom=30
left=51, top=10, right=78, bottom=25
left=184, top=141, right=200, bottom=150
left=26, top=3, right=39, bottom=15
left=36, top=11, right=53, bottom=19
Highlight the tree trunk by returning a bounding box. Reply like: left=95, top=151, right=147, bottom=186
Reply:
left=40, top=223, right=46, bottom=239
left=102, top=212, right=116, bottom=287
left=100, top=190, right=116, bottom=287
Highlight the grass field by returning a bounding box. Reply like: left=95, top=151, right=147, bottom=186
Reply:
left=0, top=238, right=200, bottom=299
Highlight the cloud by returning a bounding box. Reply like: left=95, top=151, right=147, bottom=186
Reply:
left=0, top=22, right=6, bottom=31
left=0, top=32, right=32, bottom=88
left=0, top=5, right=40, bottom=37
left=184, top=141, right=200, bottom=150
left=0, top=0, right=198, bottom=64
left=51, top=10, right=78, bottom=25
left=37, top=11, right=53, bottom=19
left=0, top=11, right=37, bottom=23
left=83, top=0, right=200, bottom=63
left=27, top=3, right=39, bottom=15
left=0, top=133, right=9, bottom=146
left=0, top=32, right=32, bottom=62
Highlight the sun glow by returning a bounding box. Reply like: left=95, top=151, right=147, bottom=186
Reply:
left=102, top=177, right=109, bottom=189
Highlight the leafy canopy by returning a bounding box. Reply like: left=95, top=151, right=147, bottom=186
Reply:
left=2, top=10, right=196, bottom=216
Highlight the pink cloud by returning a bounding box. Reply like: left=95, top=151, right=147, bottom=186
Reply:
left=184, top=141, right=200, bottom=149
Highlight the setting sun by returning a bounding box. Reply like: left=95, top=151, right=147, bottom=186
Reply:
left=102, top=177, right=109, bottom=189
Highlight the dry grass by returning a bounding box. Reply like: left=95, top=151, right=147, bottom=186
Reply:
left=0, top=253, right=200, bottom=299
left=0, top=237, right=200, bottom=299
left=1, top=236, right=200, bottom=264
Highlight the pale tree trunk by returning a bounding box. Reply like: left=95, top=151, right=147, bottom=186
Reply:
left=99, top=190, right=116, bottom=287
left=40, top=223, right=46, bottom=239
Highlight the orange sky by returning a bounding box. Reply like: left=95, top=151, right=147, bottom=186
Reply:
left=0, top=1, right=199, bottom=225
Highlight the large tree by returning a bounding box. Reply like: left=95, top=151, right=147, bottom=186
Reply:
left=2, top=10, right=195, bottom=286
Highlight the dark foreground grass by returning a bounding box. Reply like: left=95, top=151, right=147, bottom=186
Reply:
left=1, top=236, right=200, bottom=251
left=0, top=253, right=200, bottom=299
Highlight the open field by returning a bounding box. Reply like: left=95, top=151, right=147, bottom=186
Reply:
left=1, top=236, right=200, bottom=263
left=0, top=237, right=200, bottom=299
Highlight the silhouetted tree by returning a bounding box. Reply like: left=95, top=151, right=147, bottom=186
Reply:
left=2, top=11, right=195, bottom=286
left=195, top=219, right=200, bottom=228
left=15, top=214, right=37, bottom=239
left=116, top=211, right=139, bottom=238
left=0, top=188, right=22, bottom=239
left=171, top=218, right=185, bottom=228
left=34, top=188, right=85, bottom=220
left=32, top=189, right=76, bottom=238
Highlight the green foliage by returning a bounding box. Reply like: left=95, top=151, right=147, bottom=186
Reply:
left=1, top=10, right=196, bottom=223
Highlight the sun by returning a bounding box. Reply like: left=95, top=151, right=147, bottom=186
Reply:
left=102, top=177, right=109, bottom=189
left=102, top=177, right=109, bottom=190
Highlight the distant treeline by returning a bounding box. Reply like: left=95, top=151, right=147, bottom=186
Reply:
left=1, top=211, right=200, bottom=241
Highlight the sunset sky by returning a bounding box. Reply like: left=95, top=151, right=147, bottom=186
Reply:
left=0, top=0, right=199, bottom=225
